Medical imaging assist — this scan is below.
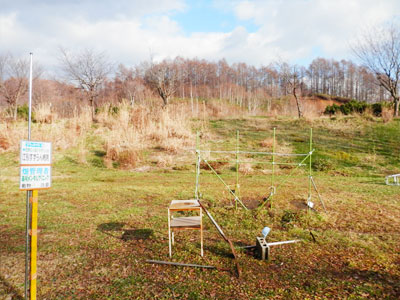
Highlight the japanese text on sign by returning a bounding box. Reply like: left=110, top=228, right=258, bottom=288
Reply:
left=20, top=166, right=51, bottom=190
left=20, top=140, right=52, bottom=190
left=20, top=141, right=52, bottom=165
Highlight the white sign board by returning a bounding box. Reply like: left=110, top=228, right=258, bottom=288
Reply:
left=20, top=166, right=52, bottom=190
left=20, top=141, right=52, bottom=165
left=20, top=140, right=52, bottom=190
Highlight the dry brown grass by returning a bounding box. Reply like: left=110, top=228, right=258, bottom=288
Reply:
left=206, top=100, right=245, bottom=119
left=259, top=137, right=293, bottom=155
left=0, top=118, right=83, bottom=153
left=98, top=102, right=195, bottom=168
left=153, top=154, right=174, bottom=168
left=260, top=137, right=276, bottom=149
left=0, top=102, right=196, bottom=169
left=238, top=163, right=254, bottom=175
left=382, top=107, right=393, bottom=123
left=77, top=139, right=88, bottom=164
left=103, top=128, right=142, bottom=169
left=34, top=103, right=58, bottom=124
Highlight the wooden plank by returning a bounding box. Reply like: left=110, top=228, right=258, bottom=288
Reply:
left=169, top=199, right=200, bottom=210
left=170, top=216, right=201, bottom=228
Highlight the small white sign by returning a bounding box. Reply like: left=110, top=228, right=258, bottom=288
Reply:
left=20, top=141, right=52, bottom=165
left=20, top=165, right=52, bottom=190
left=20, top=140, right=52, bottom=190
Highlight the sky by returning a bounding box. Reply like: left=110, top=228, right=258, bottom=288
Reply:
left=1, top=0, right=400, bottom=75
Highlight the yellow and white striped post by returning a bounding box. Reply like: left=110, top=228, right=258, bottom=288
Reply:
left=30, top=189, right=38, bottom=300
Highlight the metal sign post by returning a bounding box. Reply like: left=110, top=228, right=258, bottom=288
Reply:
left=21, top=53, right=52, bottom=300
left=24, top=52, right=33, bottom=300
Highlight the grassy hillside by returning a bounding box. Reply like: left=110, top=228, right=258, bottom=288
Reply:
left=1, top=114, right=400, bottom=299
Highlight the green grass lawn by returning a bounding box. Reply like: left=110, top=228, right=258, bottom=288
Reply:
left=1, top=116, right=400, bottom=299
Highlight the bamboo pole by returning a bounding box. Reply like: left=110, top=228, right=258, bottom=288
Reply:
left=202, top=159, right=248, bottom=210
left=197, top=150, right=307, bottom=156
left=271, top=127, right=276, bottom=209
left=308, top=128, right=313, bottom=212
left=198, top=160, right=306, bottom=166
left=259, top=151, right=312, bottom=210
left=235, top=130, right=239, bottom=210
left=195, top=131, right=200, bottom=199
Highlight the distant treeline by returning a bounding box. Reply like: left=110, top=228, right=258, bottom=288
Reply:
left=0, top=54, right=390, bottom=117
left=108, top=57, right=388, bottom=105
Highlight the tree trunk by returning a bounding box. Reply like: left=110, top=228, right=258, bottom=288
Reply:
left=89, top=97, right=95, bottom=121
left=190, top=82, right=193, bottom=114
left=394, top=97, right=399, bottom=117
left=162, top=95, right=168, bottom=107
left=13, top=103, right=18, bottom=121
left=293, top=87, right=303, bottom=118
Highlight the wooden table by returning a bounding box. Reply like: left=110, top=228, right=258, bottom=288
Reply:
left=168, top=200, right=203, bottom=257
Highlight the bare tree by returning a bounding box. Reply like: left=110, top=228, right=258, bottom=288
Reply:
left=144, top=59, right=179, bottom=107
left=59, top=48, right=112, bottom=119
left=353, top=23, right=400, bottom=116
left=114, top=64, right=148, bottom=106
left=0, top=54, right=30, bottom=120
left=278, top=62, right=303, bottom=118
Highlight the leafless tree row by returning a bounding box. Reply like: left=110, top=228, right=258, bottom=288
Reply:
left=1, top=23, right=399, bottom=117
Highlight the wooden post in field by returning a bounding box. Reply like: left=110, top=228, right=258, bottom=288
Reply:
left=195, top=131, right=200, bottom=199
left=235, top=130, right=239, bottom=210
left=308, top=128, right=313, bottom=210
left=271, top=127, right=276, bottom=209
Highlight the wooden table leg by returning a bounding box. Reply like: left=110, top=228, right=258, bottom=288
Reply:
left=168, top=209, right=172, bottom=257
left=200, top=208, right=204, bottom=257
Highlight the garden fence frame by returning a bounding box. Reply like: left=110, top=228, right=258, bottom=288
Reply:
left=194, top=128, right=326, bottom=212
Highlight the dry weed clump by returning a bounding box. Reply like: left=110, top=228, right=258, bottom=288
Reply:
left=143, top=105, right=194, bottom=153
left=0, top=136, right=10, bottom=150
left=101, top=102, right=194, bottom=168
left=381, top=107, right=393, bottom=123
left=260, top=137, right=276, bottom=149
left=239, top=163, right=254, bottom=175
left=77, top=139, right=88, bottom=164
left=34, top=103, right=58, bottom=123
left=259, top=137, right=293, bottom=155
left=103, top=125, right=142, bottom=169
left=96, top=102, right=132, bottom=129
left=206, top=100, right=244, bottom=119
left=153, top=154, right=174, bottom=168
left=200, top=160, right=228, bottom=171
left=65, top=106, right=92, bottom=134
left=0, top=122, right=26, bottom=152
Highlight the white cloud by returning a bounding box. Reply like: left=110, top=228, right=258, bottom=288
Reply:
left=1, top=0, right=400, bottom=76
left=230, top=0, right=400, bottom=62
